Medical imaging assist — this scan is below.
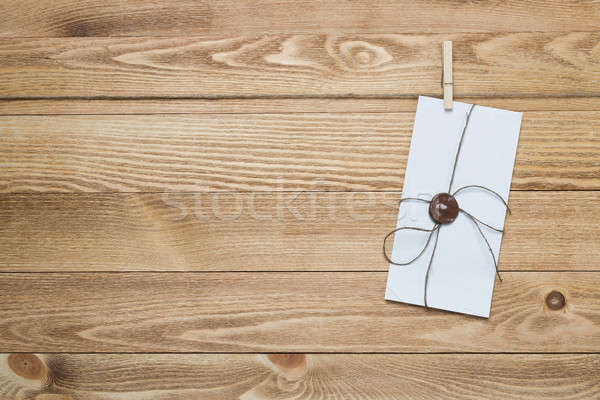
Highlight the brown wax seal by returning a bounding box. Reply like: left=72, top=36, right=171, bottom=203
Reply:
left=429, top=193, right=459, bottom=224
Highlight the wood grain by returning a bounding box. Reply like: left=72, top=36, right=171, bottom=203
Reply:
left=1, top=33, right=599, bottom=98
left=1, top=0, right=599, bottom=396
left=0, top=272, right=598, bottom=352
left=0, top=192, right=597, bottom=272
left=0, top=354, right=598, bottom=399
left=1, top=1, right=600, bottom=37
left=3, top=97, right=600, bottom=115
left=2, top=112, right=599, bottom=192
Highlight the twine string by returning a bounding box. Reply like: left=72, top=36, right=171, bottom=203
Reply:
left=383, top=225, right=440, bottom=266
left=459, top=208, right=504, bottom=233
left=448, top=104, right=476, bottom=193
left=464, top=212, right=504, bottom=282
left=454, top=184, right=512, bottom=215
left=423, top=226, right=441, bottom=307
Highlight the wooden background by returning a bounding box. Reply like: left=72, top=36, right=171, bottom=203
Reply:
left=1, top=1, right=599, bottom=398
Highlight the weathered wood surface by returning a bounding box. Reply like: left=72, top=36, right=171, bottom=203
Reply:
left=1, top=33, right=599, bottom=98
left=1, top=353, right=598, bottom=400
left=0, top=272, right=597, bottom=352
left=2, top=112, right=599, bottom=192
left=2, top=0, right=599, bottom=396
left=3, top=97, right=600, bottom=115
left=2, top=1, right=600, bottom=37
left=0, top=192, right=597, bottom=272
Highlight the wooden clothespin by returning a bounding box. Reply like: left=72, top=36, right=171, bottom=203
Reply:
left=442, top=41, right=453, bottom=110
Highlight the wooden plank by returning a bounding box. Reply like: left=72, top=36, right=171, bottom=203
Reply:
left=0, top=192, right=597, bottom=272
left=1, top=354, right=598, bottom=399
left=1, top=1, right=600, bottom=37
left=0, top=272, right=598, bottom=352
left=2, top=97, right=600, bottom=115
left=1, top=33, right=599, bottom=98
left=1, top=111, right=599, bottom=192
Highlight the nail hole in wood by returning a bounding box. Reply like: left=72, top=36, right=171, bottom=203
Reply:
left=546, top=290, right=566, bottom=310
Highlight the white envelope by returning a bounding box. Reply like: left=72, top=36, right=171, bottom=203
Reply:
left=385, top=96, right=522, bottom=317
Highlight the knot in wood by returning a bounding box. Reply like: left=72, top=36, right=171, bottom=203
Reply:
left=8, top=353, right=47, bottom=380
left=546, top=290, right=566, bottom=310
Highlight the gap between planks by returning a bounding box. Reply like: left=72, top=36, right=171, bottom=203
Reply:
left=2, top=97, right=600, bottom=115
